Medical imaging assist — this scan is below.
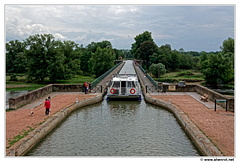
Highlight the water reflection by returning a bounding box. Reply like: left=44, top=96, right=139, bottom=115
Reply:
left=27, top=99, right=200, bottom=156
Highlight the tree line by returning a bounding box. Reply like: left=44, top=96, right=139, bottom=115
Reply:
left=131, top=31, right=234, bottom=85
left=6, top=34, right=128, bottom=83
left=6, top=32, right=234, bottom=85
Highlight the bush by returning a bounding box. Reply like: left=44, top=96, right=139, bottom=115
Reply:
left=149, top=63, right=166, bottom=78
left=10, top=74, right=18, bottom=81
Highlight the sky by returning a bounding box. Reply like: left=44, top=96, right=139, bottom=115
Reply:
left=5, top=4, right=234, bottom=52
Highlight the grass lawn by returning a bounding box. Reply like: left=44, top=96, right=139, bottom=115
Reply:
left=155, top=70, right=205, bottom=83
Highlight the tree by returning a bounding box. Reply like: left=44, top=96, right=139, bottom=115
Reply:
left=149, top=63, right=166, bottom=78
left=6, top=40, right=27, bottom=73
left=131, top=31, right=153, bottom=58
left=136, top=40, right=158, bottom=68
left=87, top=40, right=112, bottom=53
left=131, top=31, right=158, bottom=68
left=58, top=40, right=81, bottom=79
left=154, top=44, right=173, bottom=71
left=80, top=49, right=92, bottom=75
left=220, top=37, right=234, bottom=53
left=201, top=38, right=234, bottom=85
left=24, top=34, right=59, bottom=83
left=89, top=47, right=116, bottom=77
left=201, top=53, right=233, bottom=85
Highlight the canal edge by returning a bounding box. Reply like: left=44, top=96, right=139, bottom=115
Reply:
left=144, top=93, right=223, bottom=156
left=6, top=93, right=103, bottom=156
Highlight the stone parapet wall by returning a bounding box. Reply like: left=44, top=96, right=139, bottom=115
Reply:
left=52, top=84, right=83, bottom=92
left=160, top=84, right=234, bottom=112
left=8, top=84, right=85, bottom=109
left=194, top=85, right=234, bottom=112
left=8, top=84, right=53, bottom=109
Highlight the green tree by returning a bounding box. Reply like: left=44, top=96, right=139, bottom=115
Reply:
left=87, top=40, right=112, bottom=53
left=201, top=38, right=234, bottom=85
left=178, top=52, right=193, bottom=69
left=80, top=50, right=92, bottom=75
left=24, top=34, right=59, bottom=83
left=58, top=40, right=81, bottom=79
left=154, top=44, right=174, bottom=71
left=136, top=40, right=158, bottom=68
left=131, top=31, right=153, bottom=58
left=6, top=40, right=27, bottom=73
left=220, top=37, right=234, bottom=53
left=149, top=63, right=166, bottom=78
left=89, top=47, right=115, bottom=77
left=131, top=31, right=158, bottom=68
left=201, top=53, right=233, bottom=84
left=47, top=46, right=65, bottom=81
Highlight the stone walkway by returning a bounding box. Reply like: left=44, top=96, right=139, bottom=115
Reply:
left=151, top=92, right=224, bottom=110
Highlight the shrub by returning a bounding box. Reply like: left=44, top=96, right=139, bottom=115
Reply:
left=9, top=74, right=18, bottom=81
left=149, top=63, right=166, bottom=78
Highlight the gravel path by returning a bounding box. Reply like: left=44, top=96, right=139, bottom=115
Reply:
left=151, top=95, right=234, bottom=156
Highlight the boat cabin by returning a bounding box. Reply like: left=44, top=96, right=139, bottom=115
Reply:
left=107, top=74, right=141, bottom=100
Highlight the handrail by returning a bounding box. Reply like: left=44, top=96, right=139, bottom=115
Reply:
left=138, top=65, right=158, bottom=88
left=91, top=61, right=123, bottom=87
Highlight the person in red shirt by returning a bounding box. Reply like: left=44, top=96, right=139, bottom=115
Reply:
left=44, top=99, right=51, bottom=115
left=83, top=81, right=89, bottom=94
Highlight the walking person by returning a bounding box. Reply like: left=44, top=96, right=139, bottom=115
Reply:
left=48, top=96, right=51, bottom=102
left=83, top=81, right=88, bottom=94
left=88, top=82, right=92, bottom=93
left=44, top=99, right=51, bottom=115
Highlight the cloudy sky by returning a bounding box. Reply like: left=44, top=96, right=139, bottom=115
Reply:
left=5, top=4, right=234, bottom=52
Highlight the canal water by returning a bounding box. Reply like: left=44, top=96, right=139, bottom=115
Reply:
left=27, top=97, right=200, bottom=156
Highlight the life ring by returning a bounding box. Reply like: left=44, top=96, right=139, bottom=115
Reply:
left=110, top=88, right=116, bottom=94
left=130, top=88, right=136, bottom=94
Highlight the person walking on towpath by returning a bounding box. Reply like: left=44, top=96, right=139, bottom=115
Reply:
left=83, top=81, right=89, bottom=94
left=44, top=99, right=51, bottom=115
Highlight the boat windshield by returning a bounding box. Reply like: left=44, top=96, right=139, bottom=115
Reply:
left=127, top=81, right=136, bottom=88
left=112, top=81, right=120, bottom=88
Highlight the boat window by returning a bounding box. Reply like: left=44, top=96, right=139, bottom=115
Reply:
left=127, top=81, right=135, bottom=88
left=112, top=81, right=120, bottom=88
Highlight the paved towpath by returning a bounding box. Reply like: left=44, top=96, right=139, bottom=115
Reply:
left=6, top=92, right=97, bottom=151
left=151, top=93, right=234, bottom=156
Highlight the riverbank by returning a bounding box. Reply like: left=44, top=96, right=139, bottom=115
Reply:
left=6, top=92, right=100, bottom=155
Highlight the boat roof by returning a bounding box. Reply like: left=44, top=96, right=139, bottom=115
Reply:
left=112, top=75, right=138, bottom=81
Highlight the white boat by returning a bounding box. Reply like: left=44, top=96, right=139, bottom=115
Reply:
left=106, top=74, right=141, bottom=100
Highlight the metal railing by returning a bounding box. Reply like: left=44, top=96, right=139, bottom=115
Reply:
left=145, top=85, right=163, bottom=93
left=138, top=65, right=158, bottom=88
left=91, top=61, right=123, bottom=88
left=91, top=85, right=103, bottom=93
